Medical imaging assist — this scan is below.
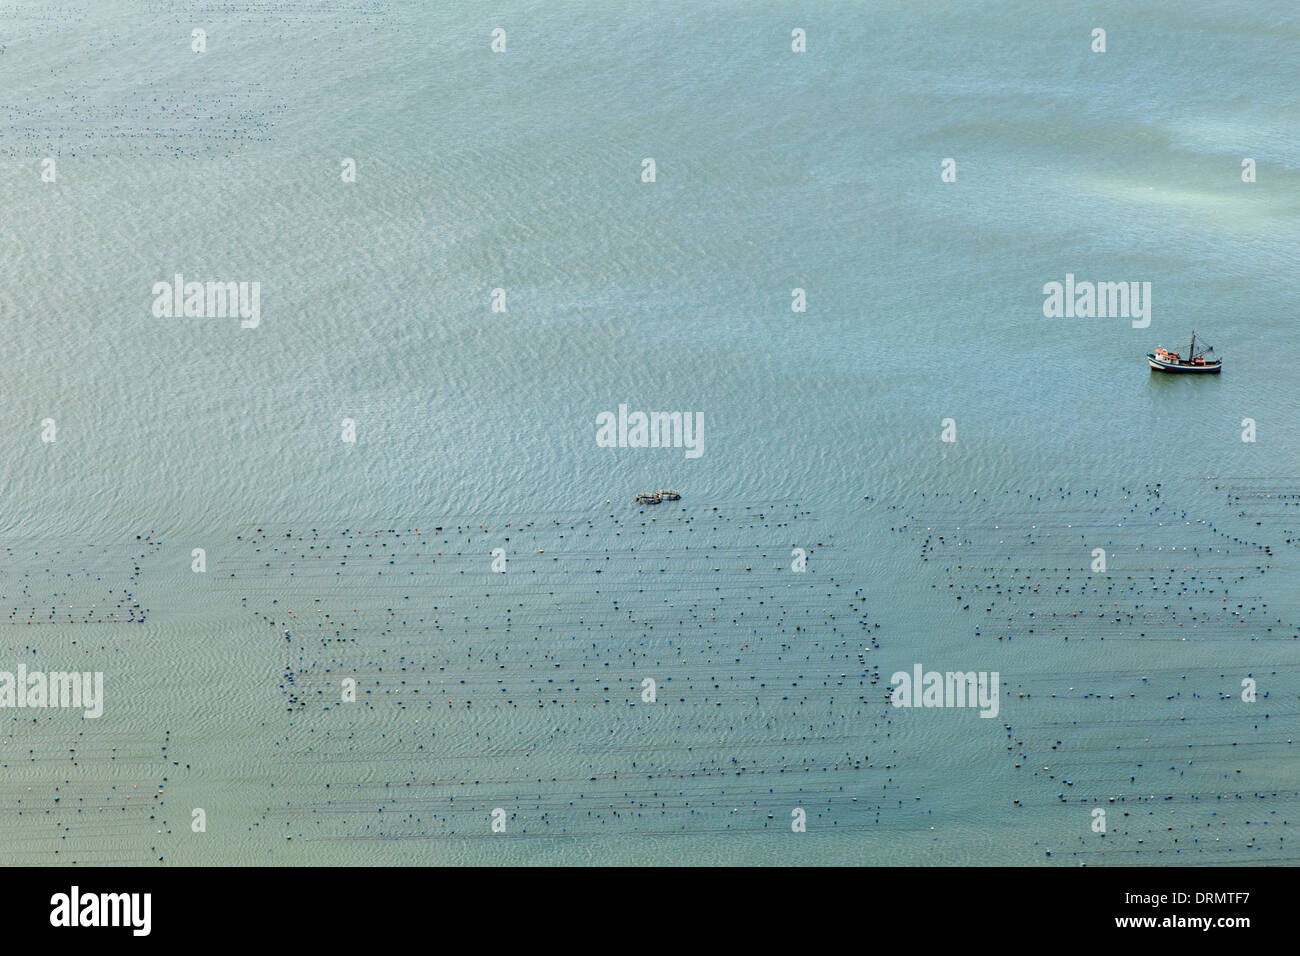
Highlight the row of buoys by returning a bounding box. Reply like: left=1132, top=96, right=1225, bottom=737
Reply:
left=908, top=481, right=1296, bottom=854
left=227, top=505, right=906, bottom=842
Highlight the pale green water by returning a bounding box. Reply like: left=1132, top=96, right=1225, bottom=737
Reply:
left=0, top=0, right=1297, bottom=865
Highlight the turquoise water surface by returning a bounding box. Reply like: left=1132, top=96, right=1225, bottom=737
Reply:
left=1, top=0, right=1297, bottom=865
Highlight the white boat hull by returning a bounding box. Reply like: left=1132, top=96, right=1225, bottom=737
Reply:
left=1147, top=354, right=1221, bottom=373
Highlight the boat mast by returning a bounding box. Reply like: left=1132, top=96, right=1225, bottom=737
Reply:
left=1189, top=330, right=1196, bottom=359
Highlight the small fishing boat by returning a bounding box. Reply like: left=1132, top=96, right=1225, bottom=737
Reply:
left=656, top=489, right=681, bottom=500
left=1147, top=330, right=1221, bottom=373
left=635, top=493, right=662, bottom=505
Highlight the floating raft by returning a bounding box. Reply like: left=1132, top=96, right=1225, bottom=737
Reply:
left=635, top=489, right=681, bottom=505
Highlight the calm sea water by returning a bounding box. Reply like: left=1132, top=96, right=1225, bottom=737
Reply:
left=1, top=0, right=1297, bottom=865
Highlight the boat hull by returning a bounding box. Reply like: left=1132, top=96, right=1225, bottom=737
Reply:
left=1147, top=353, right=1221, bottom=373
